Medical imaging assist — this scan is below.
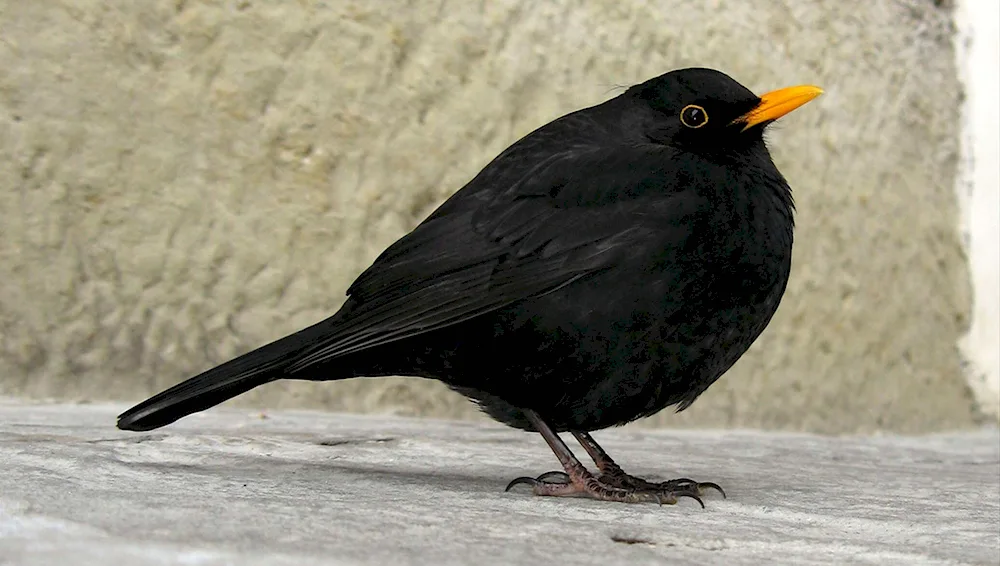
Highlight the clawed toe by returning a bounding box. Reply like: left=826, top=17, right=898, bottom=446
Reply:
left=504, top=476, right=540, bottom=492
left=664, top=490, right=705, bottom=508
left=597, top=470, right=727, bottom=501
left=536, top=470, right=571, bottom=484
left=695, top=481, right=726, bottom=499
left=626, top=479, right=707, bottom=508
left=658, top=478, right=726, bottom=499
left=504, top=470, right=572, bottom=492
left=505, top=467, right=717, bottom=507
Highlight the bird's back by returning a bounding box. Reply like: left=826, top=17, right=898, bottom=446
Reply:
left=331, top=137, right=796, bottom=432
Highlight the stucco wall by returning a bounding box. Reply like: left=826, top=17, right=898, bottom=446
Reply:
left=0, top=0, right=982, bottom=433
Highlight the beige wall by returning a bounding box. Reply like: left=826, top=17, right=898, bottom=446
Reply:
left=0, top=0, right=983, bottom=433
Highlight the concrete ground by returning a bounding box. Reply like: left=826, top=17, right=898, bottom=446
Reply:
left=1, top=399, right=997, bottom=566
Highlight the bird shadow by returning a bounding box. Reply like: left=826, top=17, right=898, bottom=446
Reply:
left=120, top=451, right=513, bottom=496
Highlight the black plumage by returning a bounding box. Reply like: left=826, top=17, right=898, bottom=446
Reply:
left=117, top=68, right=821, bottom=505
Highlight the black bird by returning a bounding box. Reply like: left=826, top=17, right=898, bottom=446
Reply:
left=117, top=68, right=821, bottom=505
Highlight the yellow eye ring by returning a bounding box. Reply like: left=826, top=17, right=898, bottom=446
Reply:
left=680, top=105, right=708, bottom=129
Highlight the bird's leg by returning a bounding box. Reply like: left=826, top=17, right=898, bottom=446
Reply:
left=570, top=431, right=630, bottom=483
left=571, top=430, right=726, bottom=498
left=504, top=410, right=705, bottom=505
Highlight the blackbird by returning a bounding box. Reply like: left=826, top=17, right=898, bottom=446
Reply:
left=117, top=67, right=821, bottom=506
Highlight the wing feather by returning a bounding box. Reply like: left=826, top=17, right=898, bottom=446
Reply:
left=286, top=140, right=687, bottom=373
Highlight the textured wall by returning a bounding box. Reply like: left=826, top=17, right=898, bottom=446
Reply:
left=0, top=0, right=981, bottom=433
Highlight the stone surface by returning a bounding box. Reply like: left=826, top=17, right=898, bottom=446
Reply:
left=1, top=400, right=998, bottom=566
left=0, top=0, right=979, bottom=433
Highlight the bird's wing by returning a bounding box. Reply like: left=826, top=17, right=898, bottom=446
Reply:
left=287, top=142, right=691, bottom=372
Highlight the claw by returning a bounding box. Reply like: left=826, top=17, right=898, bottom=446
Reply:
left=698, top=481, right=726, bottom=499
left=536, top=471, right=571, bottom=484
left=505, top=476, right=539, bottom=492
left=506, top=471, right=573, bottom=492
left=655, top=478, right=725, bottom=500
left=677, top=492, right=705, bottom=509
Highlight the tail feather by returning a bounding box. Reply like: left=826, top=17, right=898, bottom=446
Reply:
left=116, top=323, right=328, bottom=432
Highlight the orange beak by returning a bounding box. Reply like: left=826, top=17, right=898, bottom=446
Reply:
left=734, top=85, right=823, bottom=131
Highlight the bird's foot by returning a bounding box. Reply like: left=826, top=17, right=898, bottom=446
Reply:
left=596, top=466, right=726, bottom=499
left=505, top=466, right=711, bottom=506
left=564, top=430, right=725, bottom=501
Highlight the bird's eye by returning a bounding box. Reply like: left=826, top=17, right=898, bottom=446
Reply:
left=680, top=105, right=708, bottom=129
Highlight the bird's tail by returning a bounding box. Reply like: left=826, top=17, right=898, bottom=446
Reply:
left=116, top=321, right=331, bottom=432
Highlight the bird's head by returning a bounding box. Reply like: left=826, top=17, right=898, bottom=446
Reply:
left=626, top=68, right=822, bottom=156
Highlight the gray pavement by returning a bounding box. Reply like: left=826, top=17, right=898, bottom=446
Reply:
left=1, top=398, right=998, bottom=565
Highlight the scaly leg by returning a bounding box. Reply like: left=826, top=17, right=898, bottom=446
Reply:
left=504, top=410, right=711, bottom=506
left=571, top=430, right=725, bottom=498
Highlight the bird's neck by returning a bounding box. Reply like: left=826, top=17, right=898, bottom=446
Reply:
left=711, top=147, right=796, bottom=265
